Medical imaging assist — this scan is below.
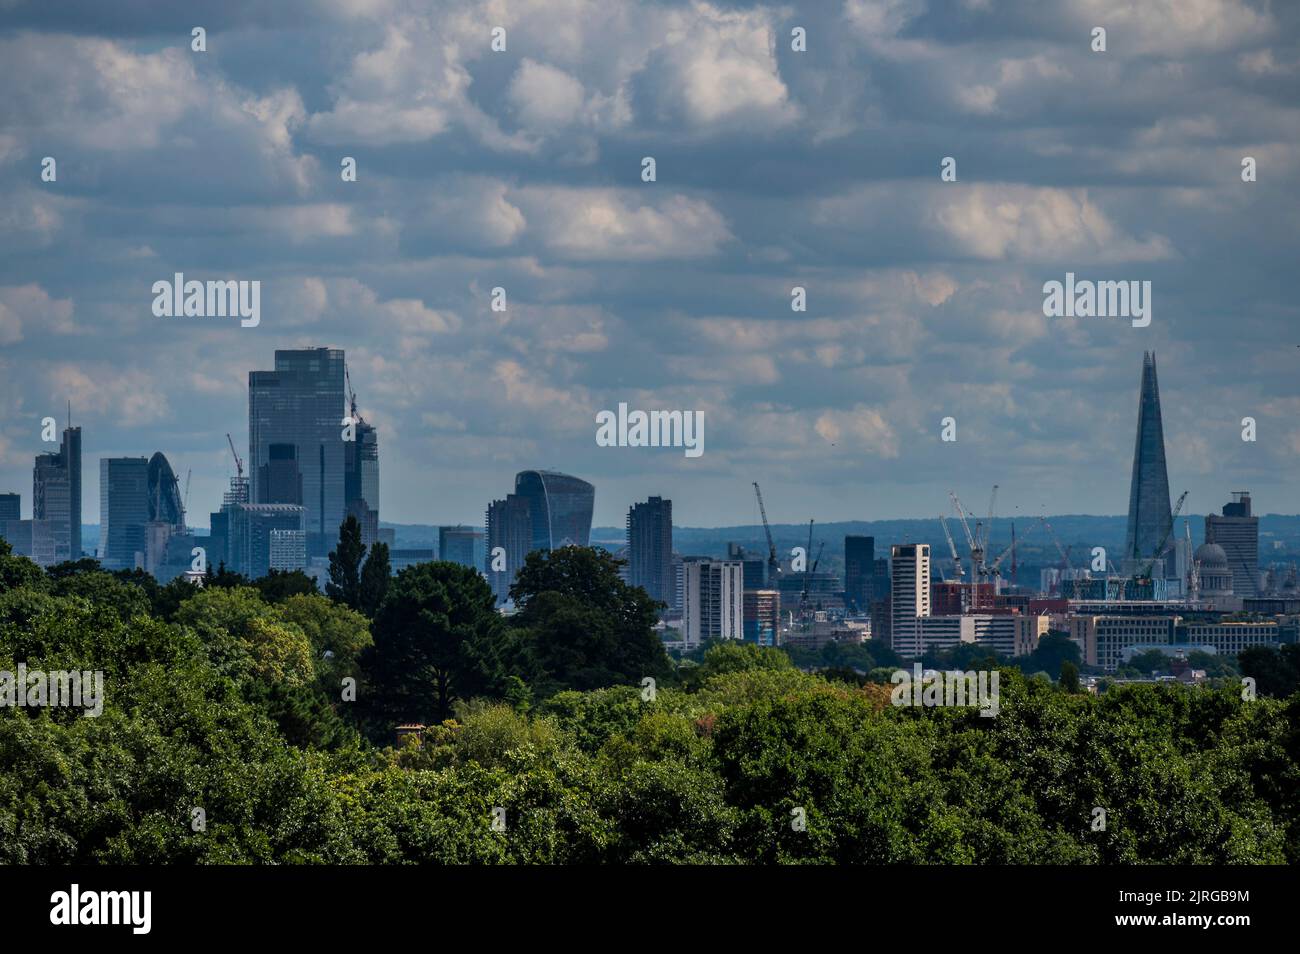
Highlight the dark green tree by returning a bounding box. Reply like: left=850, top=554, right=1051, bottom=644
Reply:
left=363, top=561, right=504, bottom=725
left=256, top=568, right=319, bottom=603
left=1059, top=660, right=1081, bottom=693
left=326, top=515, right=366, bottom=610
left=508, top=547, right=671, bottom=696
left=359, top=541, right=391, bottom=617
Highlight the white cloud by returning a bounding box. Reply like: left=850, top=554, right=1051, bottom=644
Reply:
left=517, top=188, right=732, bottom=260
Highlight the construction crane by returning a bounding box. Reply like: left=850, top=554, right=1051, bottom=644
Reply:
left=1137, top=490, right=1189, bottom=579
left=800, top=519, right=815, bottom=609
left=226, top=433, right=244, bottom=480
left=939, top=514, right=964, bottom=580
left=988, top=519, right=1035, bottom=579
left=344, top=362, right=362, bottom=424
left=950, top=491, right=989, bottom=607
left=1039, top=515, right=1082, bottom=599
left=752, top=482, right=779, bottom=583
left=1185, top=518, right=1199, bottom=601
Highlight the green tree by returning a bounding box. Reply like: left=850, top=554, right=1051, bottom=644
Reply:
left=363, top=561, right=504, bottom=725
left=0, top=537, right=46, bottom=594
left=1059, top=660, right=1081, bottom=692
left=509, top=547, right=671, bottom=696
left=255, top=569, right=319, bottom=603
left=359, top=541, right=391, bottom=617
left=326, top=515, right=365, bottom=610
left=1023, top=631, right=1082, bottom=679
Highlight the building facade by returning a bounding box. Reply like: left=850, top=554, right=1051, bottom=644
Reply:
left=485, top=493, right=533, bottom=605
left=514, top=470, right=594, bottom=552
left=32, top=424, right=81, bottom=567
left=1123, top=352, right=1173, bottom=573
left=99, top=457, right=151, bottom=570
left=844, top=535, right=874, bottom=613
left=249, top=348, right=347, bottom=558
left=682, top=559, right=744, bottom=648
left=890, top=543, right=931, bottom=657
left=627, top=496, right=673, bottom=609
left=1205, top=492, right=1259, bottom=598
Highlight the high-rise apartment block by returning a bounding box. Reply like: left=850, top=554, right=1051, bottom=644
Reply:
left=682, top=558, right=744, bottom=648
left=890, top=543, right=931, bottom=657
left=627, top=496, right=673, bottom=609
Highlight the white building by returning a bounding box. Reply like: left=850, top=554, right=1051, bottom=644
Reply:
left=682, top=559, right=744, bottom=648
left=890, top=544, right=931, bottom=657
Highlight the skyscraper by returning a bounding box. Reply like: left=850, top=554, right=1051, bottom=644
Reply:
left=627, top=496, right=673, bottom=608
left=99, top=457, right=150, bottom=570
left=249, top=348, right=347, bottom=557
left=145, top=452, right=186, bottom=528
left=844, top=535, right=875, bottom=613
left=1206, top=492, right=1259, bottom=598
left=890, top=543, right=931, bottom=658
left=1123, top=352, right=1173, bottom=571
left=514, top=470, right=594, bottom=552
left=485, top=493, right=532, bottom=605
left=230, top=503, right=307, bottom=578
left=344, top=419, right=379, bottom=515
left=682, top=558, right=744, bottom=648
left=439, top=525, right=482, bottom=569
left=32, top=423, right=81, bottom=567
left=258, top=443, right=304, bottom=505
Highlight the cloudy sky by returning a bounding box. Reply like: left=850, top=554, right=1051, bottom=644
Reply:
left=1, top=0, right=1297, bottom=531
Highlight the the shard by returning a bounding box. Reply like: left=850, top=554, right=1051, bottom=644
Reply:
left=1124, top=352, right=1173, bottom=568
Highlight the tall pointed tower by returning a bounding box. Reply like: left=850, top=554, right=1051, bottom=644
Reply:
left=1124, top=352, right=1173, bottom=569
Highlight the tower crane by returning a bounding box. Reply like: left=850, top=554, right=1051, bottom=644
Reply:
left=226, top=433, right=244, bottom=480
left=1039, top=515, right=1082, bottom=599
left=752, top=482, right=780, bottom=583
left=939, top=514, right=964, bottom=580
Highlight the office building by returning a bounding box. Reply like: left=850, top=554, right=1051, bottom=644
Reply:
left=344, top=419, right=379, bottom=514
left=32, top=423, right=81, bottom=567
left=844, top=535, right=874, bottom=613
left=99, top=457, right=151, bottom=570
left=439, top=525, right=482, bottom=569
left=391, top=548, right=435, bottom=573
left=682, top=558, right=744, bottom=648
left=890, top=544, right=931, bottom=657
left=514, top=470, right=594, bottom=552
left=1123, top=352, right=1173, bottom=573
left=229, top=503, right=307, bottom=579
left=249, top=348, right=347, bottom=557
left=485, top=493, right=532, bottom=605
left=627, top=496, right=673, bottom=608
left=1070, top=615, right=1178, bottom=672
left=1205, top=492, right=1259, bottom=598
left=258, top=443, right=303, bottom=505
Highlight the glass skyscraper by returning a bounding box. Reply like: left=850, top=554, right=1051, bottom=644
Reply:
left=843, top=534, right=875, bottom=613
left=99, top=457, right=151, bottom=570
left=32, top=424, right=80, bottom=567
left=485, top=493, right=533, bottom=604
left=1123, top=352, right=1173, bottom=571
left=514, top=470, right=594, bottom=552
left=249, top=348, right=347, bottom=557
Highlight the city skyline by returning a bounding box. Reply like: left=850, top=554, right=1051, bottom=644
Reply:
left=2, top=2, right=1297, bottom=529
